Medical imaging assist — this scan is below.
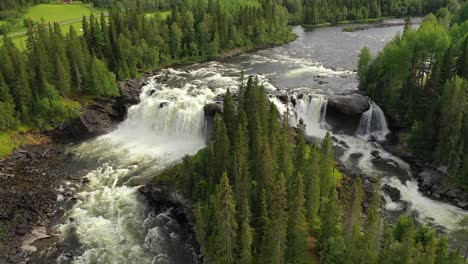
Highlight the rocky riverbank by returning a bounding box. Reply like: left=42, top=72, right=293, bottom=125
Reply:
left=0, top=79, right=145, bottom=263
left=381, top=134, right=468, bottom=211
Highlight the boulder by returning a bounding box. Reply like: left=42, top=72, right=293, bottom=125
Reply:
left=204, top=103, right=223, bottom=118
left=204, top=103, right=223, bottom=141
left=49, top=98, right=124, bottom=141
left=383, top=184, right=401, bottom=202
left=327, top=94, right=370, bottom=116
left=118, top=76, right=147, bottom=106
left=418, top=169, right=442, bottom=187
left=349, top=153, right=364, bottom=160
left=325, top=94, right=370, bottom=134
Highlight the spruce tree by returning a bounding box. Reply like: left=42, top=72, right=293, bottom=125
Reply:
left=286, top=173, right=308, bottom=264
left=260, top=173, right=287, bottom=264
left=320, top=133, right=335, bottom=197
left=223, top=88, right=236, bottom=142
left=361, top=181, right=383, bottom=264
left=305, top=144, right=321, bottom=230
left=207, top=173, right=238, bottom=264
left=344, top=178, right=365, bottom=264
left=238, top=199, right=253, bottom=264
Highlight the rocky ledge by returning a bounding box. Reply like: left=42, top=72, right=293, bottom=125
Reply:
left=0, top=145, right=89, bottom=263
left=381, top=135, right=468, bottom=210
left=416, top=167, right=468, bottom=210
left=0, top=78, right=147, bottom=263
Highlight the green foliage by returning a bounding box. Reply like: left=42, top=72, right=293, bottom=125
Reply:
left=171, top=76, right=463, bottom=264
left=301, top=0, right=446, bottom=26
left=362, top=11, right=468, bottom=189
left=206, top=173, right=238, bottom=264
left=357, top=47, right=372, bottom=91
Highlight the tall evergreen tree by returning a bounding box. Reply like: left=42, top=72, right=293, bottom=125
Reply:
left=207, top=173, right=238, bottom=264
left=286, top=173, right=308, bottom=264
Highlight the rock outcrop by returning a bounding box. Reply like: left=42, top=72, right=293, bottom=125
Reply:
left=325, top=94, right=370, bottom=134
left=327, top=94, right=370, bottom=116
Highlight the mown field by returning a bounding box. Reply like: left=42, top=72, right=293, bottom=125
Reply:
left=0, top=3, right=100, bottom=49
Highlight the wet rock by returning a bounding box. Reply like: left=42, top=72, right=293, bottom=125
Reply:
left=204, top=103, right=223, bottom=141
left=371, top=156, right=410, bottom=182
left=159, top=102, right=169, bottom=108
left=349, top=153, right=364, bottom=160
left=383, top=184, right=401, bottom=202
left=277, top=94, right=288, bottom=104
left=446, top=189, right=461, bottom=199
left=457, top=201, right=468, bottom=208
left=327, top=94, right=370, bottom=116
left=49, top=98, right=124, bottom=141
left=325, top=94, right=370, bottom=134
left=118, top=76, right=147, bottom=106
left=204, top=103, right=223, bottom=118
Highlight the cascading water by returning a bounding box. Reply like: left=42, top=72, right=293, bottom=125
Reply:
left=271, top=92, right=467, bottom=231
left=355, top=101, right=390, bottom=141
left=290, top=94, right=329, bottom=138
left=52, top=66, right=237, bottom=264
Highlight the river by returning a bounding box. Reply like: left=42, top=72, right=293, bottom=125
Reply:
left=34, top=22, right=467, bottom=263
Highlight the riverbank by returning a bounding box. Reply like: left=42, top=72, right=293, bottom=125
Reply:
left=381, top=132, right=468, bottom=211
left=302, top=17, right=386, bottom=29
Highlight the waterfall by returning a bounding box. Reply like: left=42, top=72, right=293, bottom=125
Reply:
left=104, top=78, right=216, bottom=160
left=356, top=101, right=390, bottom=141
left=56, top=76, right=222, bottom=264
left=291, top=94, right=328, bottom=138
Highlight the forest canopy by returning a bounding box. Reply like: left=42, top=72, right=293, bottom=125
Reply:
left=358, top=2, right=468, bottom=189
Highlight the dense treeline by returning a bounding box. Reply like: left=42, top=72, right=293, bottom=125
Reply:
left=168, top=77, right=465, bottom=264
left=286, top=0, right=458, bottom=25
left=83, top=0, right=171, bottom=10
left=358, top=3, right=468, bottom=189
left=0, top=23, right=118, bottom=131
left=80, top=0, right=291, bottom=81
left=0, top=0, right=47, bottom=12
left=0, top=0, right=292, bottom=133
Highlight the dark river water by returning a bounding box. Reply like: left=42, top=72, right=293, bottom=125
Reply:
left=32, top=20, right=467, bottom=264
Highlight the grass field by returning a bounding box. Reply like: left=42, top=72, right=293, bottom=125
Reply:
left=0, top=3, right=99, bottom=49
left=24, top=3, right=96, bottom=24
left=7, top=21, right=84, bottom=50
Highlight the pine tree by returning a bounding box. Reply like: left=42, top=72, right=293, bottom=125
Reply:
left=233, top=111, right=250, bottom=208
left=210, top=115, right=231, bottom=184
left=320, top=133, right=335, bottom=197
left=344, top=178, right=365, bottom=264
left=305, top=144, right=321, bottom=230
left=207, top=173, right=238, bottom=264
left=286, top=173, right=308, bottom=264
left=223, top=88, right=236, bottom=142
left=260, top=173, right=287, bottom=264
left=294, top=119, right=307, bottom=177
left=361, top=181, right=383, bottom=264
left=238, top=199, right=253, bottom=264
left=278, top=112, right=293, bottom=178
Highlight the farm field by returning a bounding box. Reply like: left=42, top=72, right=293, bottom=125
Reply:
left=0, top=3, right=99, bottom=49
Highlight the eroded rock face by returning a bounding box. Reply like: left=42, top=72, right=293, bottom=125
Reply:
left=383, top=184, right=401, bottom=202
left=203, top=103, right=223, bottom=141
left=118, top=76, right=148, bottom=108
left=327, top=94, right=370, bottom=116
left=416, top=168, right=468, bottom=210
left=48, top=98, right=124, bottom=141
left=325, top=94, right=370, bottom=134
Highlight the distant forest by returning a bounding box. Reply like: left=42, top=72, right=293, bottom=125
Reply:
left=0, top=0, right=292, bottom=131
